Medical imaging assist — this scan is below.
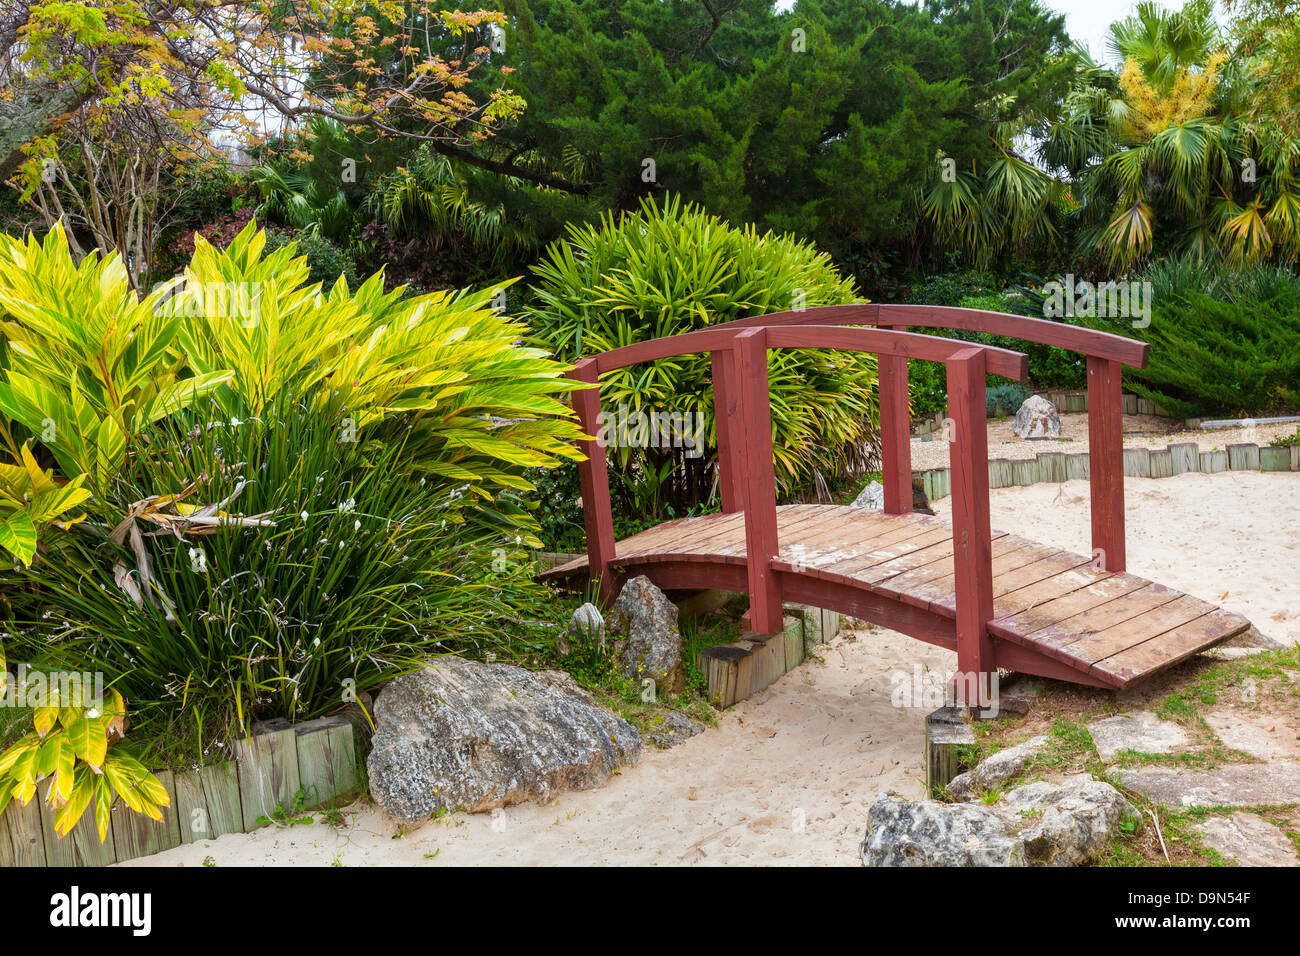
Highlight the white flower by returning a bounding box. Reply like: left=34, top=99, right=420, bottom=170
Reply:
left=353, top=520, right=361, bottom=531
left=300, top=511, right=309, bottom=521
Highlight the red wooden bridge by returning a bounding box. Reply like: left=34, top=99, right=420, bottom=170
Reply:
left=542, top=305, right=1251, bottom=697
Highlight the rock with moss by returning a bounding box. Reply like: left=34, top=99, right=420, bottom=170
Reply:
left=947, top=735, right=1047, bottom=800
left=367, top=656, right=643, bottom=823
left=607, top=575, right=685, bottom=693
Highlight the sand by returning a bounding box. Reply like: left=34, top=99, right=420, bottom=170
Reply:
left=123, top=471, right=1300, bottom=867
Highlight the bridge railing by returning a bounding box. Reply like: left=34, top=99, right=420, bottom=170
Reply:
left=564, top=307, right=1148, bottom=687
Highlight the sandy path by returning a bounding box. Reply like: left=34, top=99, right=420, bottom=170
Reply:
left=125, top=471, right=1298, bottom=867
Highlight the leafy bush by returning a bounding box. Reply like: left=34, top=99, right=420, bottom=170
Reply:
left=261, top=228, right=360, bottom=290
left=0, top=221, right=584, bottom=743
left=523, top=195, right=879, bottom=518
left=987, top=383, right=1030, bottom=417
left=1083, top=288, right=1300, bottom=417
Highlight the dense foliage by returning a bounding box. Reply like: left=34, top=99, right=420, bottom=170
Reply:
left=523, top=196, right=878, bottom=522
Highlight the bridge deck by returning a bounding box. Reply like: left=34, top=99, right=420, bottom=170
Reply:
left=543, top=505, right=1250, bottom=690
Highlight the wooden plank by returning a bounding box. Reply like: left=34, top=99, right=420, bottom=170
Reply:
left=1227, top=443, right=1260, bottom=471
left=0, top=795, right=45, bottom=866
left=39, top=791, right=117, bottom=867
left=1292, top=445, right=1300, bottom=471
left=829, top=526, right=956, bottom=578
left=1169, top=442, right=1199, bottom=475
left=1054, top=594, right=1217, bottom=665
left=995, top=571, right=1152, bottom=636
left=777, top=514, right=934, bottom=573
left=296, top=716, right=359, bottom=808
left=236, top=727, right=302, bottom=832
left=1136, top=397, right=1155, bottom=415
left=878, top=347, right=913, bottom=514
left=1065, top=452, right=1090, bottom=481
left=990, top=559, right=1113, bottom=618
left=1149, top=448, right=1173, bottom=478
left=112, top=769, right=182, bottom=863
left=1123, top=446, right=1150, bottom=477
left=1026, top=582, right=1184, bottom=651
left=1260, top=446, right=1290, bottom=472
left=1093, top=608, right=1253, bottom=684
left=1088, top=357, right=1127, bottom=573
left=904, top=541, right=1059, bottom=612
left=175, top=762, right=243, bottom=845
left=1122, top=393, right=1138, bottom=415
left=1200, top=449, right=1228, bottom=473
left=882, top=534, right=1029, bottom=595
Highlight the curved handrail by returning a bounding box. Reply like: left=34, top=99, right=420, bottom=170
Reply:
left=669, top=303, right=1148, bottom=369
left=583, top=323, right=1029, bottom=380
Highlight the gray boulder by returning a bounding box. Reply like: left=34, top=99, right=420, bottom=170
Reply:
left=1012, top=394, right=1061, bottom=440
left=607, top=575, right=685, bottom=693
left=948, top=735, right=1047, bottom=800
left=367, top=656, right=643, bottom=823
left=861, top=778, right=1137, bottom=867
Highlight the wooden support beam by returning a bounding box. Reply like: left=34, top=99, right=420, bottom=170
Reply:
left=735, top=329, right=783, bottom=633
left=569, top=360, right=618, bottom=604
left=1086, top=356, right=1126, bottom=573
left=878, top=327, right=912, bottom=514
left=710, top=349, right=743, bottom=512
left=946, top=348, right=996, bottom=703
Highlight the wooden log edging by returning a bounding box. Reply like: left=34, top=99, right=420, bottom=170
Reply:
left=0, top=715, right=359, bottom=868
left=915, top=441, right=1300, bottom=503
left=911, top=391, right=1171, bottom=437
left=698, top=608, right=835, bottom=709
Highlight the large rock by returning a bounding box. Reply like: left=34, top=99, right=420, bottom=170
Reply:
left=861, top=778, right=1137, bottom=867
left=948, top=735, right=1047, bottom=800
left=367, top=656, right=643, bottom=823
left=1012, top=394, right=1060, bottom=440
left=607, top=575, right=685, bottom=693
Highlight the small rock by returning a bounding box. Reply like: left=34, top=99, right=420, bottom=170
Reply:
left=1195, top=813, right=1300, bottom=867
left=367, top=656, right=642, bottom=823
left=851, top=480, right=884, bottom=510
left=607, top=576, right=685, bottom=693
left=645, top=710, right=706, bottom=749
left=558, top=602, right=604, bottom=655
left=861, top=778, right=1136, bottom=866
left=1087, top=711, right=1189, bottom=762
left=948, top=735, right=1047, bottom=800
left=1012, top=395, right=1060, bottom=440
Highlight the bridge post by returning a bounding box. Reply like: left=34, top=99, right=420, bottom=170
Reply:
left=735, top=328, right=783, bottom=633
left=711, top=349, right=744, bottom=513
left=1087, top=356, right=1125, bottom=573
left=569, top=359, right=618, bottom=605
left=878, top=325, right=912, bottom=514
left=946, top=348, right=996, bottom=707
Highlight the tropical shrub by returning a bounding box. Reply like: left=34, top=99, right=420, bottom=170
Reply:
left=0, top=651, right=167, bottom=842
left=0, top=221, right=585, bottom=745
left=524, top=195, right=879, bottom=517
left=1081, top=286, right=1300, bottom=417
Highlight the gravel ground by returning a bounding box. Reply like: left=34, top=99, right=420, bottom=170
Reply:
left=910, top=411, right=1300, bottom=471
